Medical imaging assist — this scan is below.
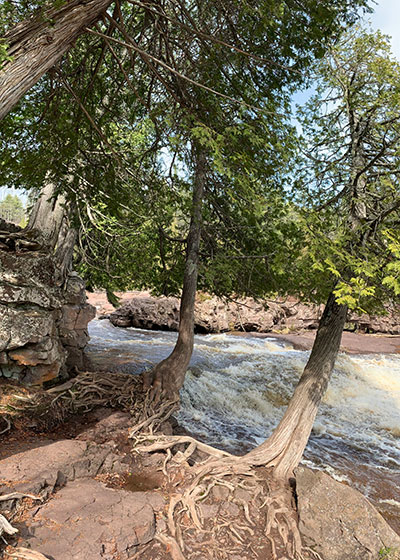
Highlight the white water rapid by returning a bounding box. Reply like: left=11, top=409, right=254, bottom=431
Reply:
left=87, top=319, right=400, bottom=531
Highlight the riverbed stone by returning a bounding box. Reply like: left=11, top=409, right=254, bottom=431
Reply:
left=296, top=466, right=400, bottom=560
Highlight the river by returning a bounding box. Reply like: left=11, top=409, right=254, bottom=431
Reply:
left=87, top=319, right=400, bottom=532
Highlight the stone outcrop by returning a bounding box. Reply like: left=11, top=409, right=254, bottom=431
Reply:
left=109, top=292, right=400, bottom=335
left=0, top=416, right=165, bottom=560
left=1, top=409, right=399, bottom=560
left=296, top=466, right=400, bottom=560
left=0, top=249, right=95, bottom=385
left=58, top=272, right=96, bottom=371
left=109, top=293, right=313, bottom=332
left=0, top=439, right=126, bottom=500
left=24, top=479, right=158, bottom=560
left=1, top=434, right=399, bottom=560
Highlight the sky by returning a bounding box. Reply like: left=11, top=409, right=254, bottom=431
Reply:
left=292, top=0, right=400, bottom=113
left=370, top=0, right=400, bottom=58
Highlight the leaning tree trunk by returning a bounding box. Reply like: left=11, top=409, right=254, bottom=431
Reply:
left=0, top=0, right=113, bottom=120
left=245, top=291, right=347, bottom=479
left=144, top=148, right=207, bottom=398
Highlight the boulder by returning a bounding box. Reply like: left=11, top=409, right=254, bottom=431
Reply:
left=110, top=295, right=180, bottom=331
left=296, top=466, right=400, bottom=560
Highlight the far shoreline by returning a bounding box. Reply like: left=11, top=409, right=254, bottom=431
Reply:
left=87, top=291, right=400, bottom=356
left=248, top=330, right=400, bottom=355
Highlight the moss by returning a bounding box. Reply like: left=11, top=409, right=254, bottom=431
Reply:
left=379, top=547, right=400, bottom=560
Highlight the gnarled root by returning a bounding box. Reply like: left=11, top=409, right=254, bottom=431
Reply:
left=0, top=415, right=11, bottom=435
left=0, top=515, right=18, bottom=538
left=132, top=432, right=309, bottom=560
left=3, top=371, right=145, bottom=430
left=131, top=434, right=232, bottom=462
left=129, top=394, right=179, bottom=437
left=4, top=547, right=50, bottom=559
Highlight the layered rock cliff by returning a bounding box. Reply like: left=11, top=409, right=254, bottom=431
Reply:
left=0, top=221, right=95, bottom=384
left=109, top=292, right=400, bottom=335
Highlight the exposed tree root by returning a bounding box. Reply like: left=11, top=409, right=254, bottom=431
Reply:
left=2, top=371, right=146, bottom=430
left=129, top=423, right=312, bottom=560
left=1, top=372, right=314, bottom=558
left=131, top=434, right=232, bottom=461
left=0, top=515, right=18, bottom=538
left=0, top=415, right=11, bottom=435
left=0, top=493, right=42, bottom=503
left=0, top=493, right=43, bottom=551
left=129, top=394, right=179, bottom=437
left=4, top=547, right=50, bottom=559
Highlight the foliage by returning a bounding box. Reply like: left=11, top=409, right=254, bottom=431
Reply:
left=0, top=193, right=25, bottom=225
left=294, top=26, right=400, bottom=313
left=0, top=0, right=370, bottom=298
left=0, top=40, right=12, bottom=64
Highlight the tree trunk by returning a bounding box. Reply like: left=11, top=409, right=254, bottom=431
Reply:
left=244, top=291, right=347, bottom=479
left=26, top=182, right=67, bottom=249
left=54, top=220, right=77, bottom=285
left=26, top=182, right=76, bottom=286
left=0, top=0, right=113, bottom=120
left=144, top=147, right=207, bottom=398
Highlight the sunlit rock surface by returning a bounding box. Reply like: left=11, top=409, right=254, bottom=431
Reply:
left=108, top=292, right=400, bottom=334
left=296, top=466, right=400, bottom=560
left=0, top=248, right=95, bottom=384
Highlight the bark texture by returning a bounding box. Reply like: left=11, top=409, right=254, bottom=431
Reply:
left=245, top=291, right=347, bottom=478
left=27, top=183, right=67, bottom=249
left=144, top=148, right=206, bottom=397
left=0, top=0, right=113, bottom=120
left=26, top=182, right=77, bottom=285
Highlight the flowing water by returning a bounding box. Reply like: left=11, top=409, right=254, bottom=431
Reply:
left=87, top=319, right=400, bottom=532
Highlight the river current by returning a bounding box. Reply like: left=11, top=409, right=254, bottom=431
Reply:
left=87, top=319, right=400, bottom=531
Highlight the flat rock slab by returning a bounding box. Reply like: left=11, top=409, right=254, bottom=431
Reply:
left=296, top=466, right=400, bottom=560
left=77, top=411, right=132, bottom=444
left=23, top=479, right=157, bottom=559
left=0, top=440, right=125, bottom=498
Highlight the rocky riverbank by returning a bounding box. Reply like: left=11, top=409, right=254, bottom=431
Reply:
left=1, top=397, right=399, bottom=560
left=87, top=291, right=400, bottom=354
left=0, top=218, right=95, bottom=386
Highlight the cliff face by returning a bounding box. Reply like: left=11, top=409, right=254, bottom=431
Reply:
left=109, top=293, right=400, bottom=335
left=0, top=250, right=95, bottom=385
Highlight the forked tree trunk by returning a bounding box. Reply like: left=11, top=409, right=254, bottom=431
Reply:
left=144, top=148, right=207, bottom=398
left=245, top=291, right=347, bottom=479
left=0, top=0, right=113, bottom=120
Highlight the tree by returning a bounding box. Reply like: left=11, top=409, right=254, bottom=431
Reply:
left=0, top=0, right=369, bottom=120
left=0, top=0, right=369, bottom=402
left=0, top=193, right=25, bottom=224
left=119, top=0, right=370, bottom=398
left=242, top=26, right=400, bottom=479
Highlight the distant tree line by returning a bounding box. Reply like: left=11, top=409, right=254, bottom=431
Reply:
left=0, top=193, right=25, bottom=225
